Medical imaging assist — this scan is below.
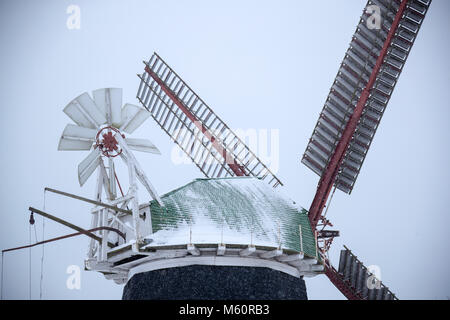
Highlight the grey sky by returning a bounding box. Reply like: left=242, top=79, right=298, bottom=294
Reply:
left=0, top=0, right=448, bottom=299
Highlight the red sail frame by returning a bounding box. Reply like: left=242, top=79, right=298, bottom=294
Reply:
left=137, top=53, right=283, bottom=188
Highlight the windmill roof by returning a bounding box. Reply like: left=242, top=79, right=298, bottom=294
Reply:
left=146, top=177, right=318, bottom=259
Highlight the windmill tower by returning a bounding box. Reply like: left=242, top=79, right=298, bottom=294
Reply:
left=3, top=0, right=431, bottom=300
left=57, top=88, right=165, bottom=283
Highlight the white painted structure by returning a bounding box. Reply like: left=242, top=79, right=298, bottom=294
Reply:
left=57, top=88, right=324, bottom=286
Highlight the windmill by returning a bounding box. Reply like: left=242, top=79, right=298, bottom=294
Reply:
left=2, top=88, right=171, bottom=288
left=1, top=0, right=431, bottom=300
left=134, top=0, right=431, bottom=299
left=55, top=88, right=164, bottom=276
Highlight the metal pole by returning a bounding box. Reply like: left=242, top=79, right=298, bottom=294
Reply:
left=315, top=230, right=318, bottom=261
left=1, top=252, right=4, bottom=299
left=44, top=187, right=131, bottom=215
left=299, top=225, right=303, bottom=254
left=2, top=227, right=125, bottom=254
left=28, top=207, right=117, bottom=248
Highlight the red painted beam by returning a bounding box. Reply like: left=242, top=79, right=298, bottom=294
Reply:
left=144, top=66, right=246, bottom=177
left=325, top=265, right=363, bottom=300
left=308, top=0, right=408, bottom=228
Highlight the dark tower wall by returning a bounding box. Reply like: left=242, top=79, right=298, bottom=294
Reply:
left=122, top=265, right=307, bottom=300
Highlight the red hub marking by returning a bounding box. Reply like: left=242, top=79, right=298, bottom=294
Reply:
left=95, top=126, right=124, bottom=158
left=102, top=131, right=119, bottom=152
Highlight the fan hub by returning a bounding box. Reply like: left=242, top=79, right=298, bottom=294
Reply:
left=95, top=126, right=124, bottom=158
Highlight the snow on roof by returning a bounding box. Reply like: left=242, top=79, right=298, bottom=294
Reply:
left=146, top=177, right=317, bottom=258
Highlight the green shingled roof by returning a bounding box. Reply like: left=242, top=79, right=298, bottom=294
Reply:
left=148, top=177, right=318, bottom=259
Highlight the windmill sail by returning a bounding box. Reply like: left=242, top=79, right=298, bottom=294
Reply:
left=326, top=246, right=398, bottom=300
left=136, top=53, right=283, bottom=188
left=302, top=0, right=431, bottom=194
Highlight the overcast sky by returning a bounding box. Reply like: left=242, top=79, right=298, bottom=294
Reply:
left=0, top=0, right=449, bottom=300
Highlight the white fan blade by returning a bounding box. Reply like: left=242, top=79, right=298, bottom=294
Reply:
left=78, top=148, right=101, bottom=186
left=62, top=123, right=97, bottom=139
left=117, top=135, right=163, bottom=206
left=120, top=104, right=150, bottom=134
left=58, top=124, right=97, bottom=151
left=64, top=92, right=107, bottom=129
left=58, top=139, right=92, bottom=151
left=93, top=88, right=122, bottom=127
left=125, top=138, right=161, bottom=154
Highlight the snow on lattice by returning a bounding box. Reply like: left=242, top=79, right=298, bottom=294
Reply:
left=145, top=177, right=317, bottom=258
